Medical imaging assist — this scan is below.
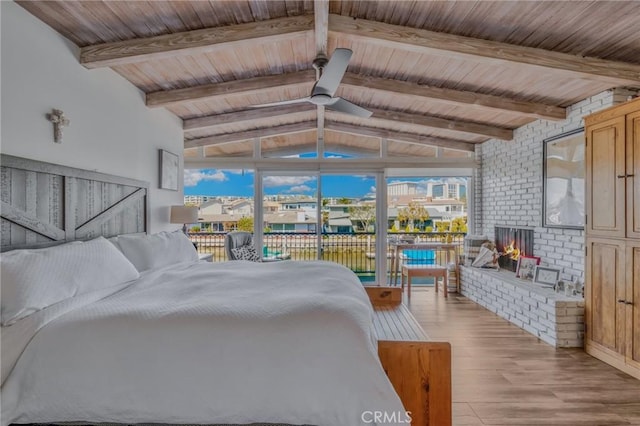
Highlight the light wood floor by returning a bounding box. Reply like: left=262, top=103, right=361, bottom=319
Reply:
left=406, top=288, right=640, bottom=426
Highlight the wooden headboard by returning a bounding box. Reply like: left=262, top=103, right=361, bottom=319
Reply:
left=1, top=154, right=149, bottom=252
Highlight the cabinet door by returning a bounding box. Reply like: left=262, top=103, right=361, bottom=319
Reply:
left=627, top=111, right=640, bottom=239
left=586, top=238, right=626, bottom=356
left=627, top=242, right=640, bottom=370
left=586, top=117, right=626, bottom=238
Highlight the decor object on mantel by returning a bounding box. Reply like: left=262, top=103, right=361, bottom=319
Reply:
left=471, top=242, right=499, bottom=269
left=170, top=205, right=198, bottom=235
left=463, top=235, right=490, bottom=266
left=533, top=266, right=561, bottom=287
left=45, top=108, right=70, bottom=143
left=515, top=255, right=541, bottom=280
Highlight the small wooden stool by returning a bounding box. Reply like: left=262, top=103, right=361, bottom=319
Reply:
left=401, top=264, right=448, bottom=299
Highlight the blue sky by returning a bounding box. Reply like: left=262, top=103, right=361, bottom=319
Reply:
left=184, top=169, right=376, bottom=198
left=184, top=169, right=467, bottom=198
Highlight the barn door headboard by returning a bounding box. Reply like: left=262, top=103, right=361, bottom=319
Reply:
left=1, top=154, right=149, bottom=252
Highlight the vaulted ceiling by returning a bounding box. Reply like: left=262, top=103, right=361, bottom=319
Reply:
left=19, top=1, right=640, bottom=160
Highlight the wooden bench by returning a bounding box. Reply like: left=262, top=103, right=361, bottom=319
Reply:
left=401, top=264, right=448, bottom=299
left=365, top=286, right=452, bottom=426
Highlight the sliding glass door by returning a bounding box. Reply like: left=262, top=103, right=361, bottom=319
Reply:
left=257, top=171, right=384, bottom=283
left=320, top=173, right=378, bottom=283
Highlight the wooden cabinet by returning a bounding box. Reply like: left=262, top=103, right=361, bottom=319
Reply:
left=627, top=242, right=640, bottom=372
left=585, top=116, right=626, bottom=238
left=585, top=97, right=640, bottom=380
left=585, top=238, right=626, bottom=357
left=627, top=111, right=640, bottom=239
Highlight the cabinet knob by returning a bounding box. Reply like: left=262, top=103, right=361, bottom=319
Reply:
left=627, top=174, right=635, bottom=178
left=618, top=299, right=626, bottom=303
left=625, top=301, right=634, bottom=305
left=617, top=175, right=627, bottom=179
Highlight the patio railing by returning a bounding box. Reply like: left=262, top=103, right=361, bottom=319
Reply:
left=189, top=231, right=465, bottom=279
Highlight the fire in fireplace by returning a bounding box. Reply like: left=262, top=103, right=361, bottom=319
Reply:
left=495, top=227, right=534, bottom=272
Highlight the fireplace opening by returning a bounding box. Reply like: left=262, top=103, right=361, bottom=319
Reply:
left=494, top=227, right=534, bottom=272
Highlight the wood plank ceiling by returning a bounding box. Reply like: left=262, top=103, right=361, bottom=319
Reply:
left=19, top=1, right=640, bottom=159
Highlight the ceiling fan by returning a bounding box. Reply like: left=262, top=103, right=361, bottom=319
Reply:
left=251, top=48, right=373, bottom=118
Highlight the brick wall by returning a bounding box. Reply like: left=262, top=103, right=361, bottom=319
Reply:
left=478, top=88, right=639, bottom=283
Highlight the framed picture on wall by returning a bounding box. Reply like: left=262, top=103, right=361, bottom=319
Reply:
left=543, top=128, right=585, bottom=229
left=516, top=255, right=541, bottom=280
left=159, top=149, right=179, bottom=191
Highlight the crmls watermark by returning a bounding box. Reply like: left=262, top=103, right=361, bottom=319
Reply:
left=361, top=410, right=412, bottom=424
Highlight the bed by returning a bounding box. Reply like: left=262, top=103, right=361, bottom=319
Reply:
left=0, top=155, right=408, bottom=425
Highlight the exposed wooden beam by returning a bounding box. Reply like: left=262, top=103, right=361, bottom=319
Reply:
left=149, top=68, right=565, bottom=120
left=314, top=0, right=329, bottom=56
left=341, top=73, right=566, bottom=121
left=314, top=1, right=329, bottom=154
left=325, top=122, right=476, bottom=152
left=80, top=15, right=314, bottom=68
left=184, top=121, right=316, bottom=149
left=186, top=117, right=477, bottom=152
left=329, top=14, right=640, bottom=84
left=361, top=107, right=512, bottom=140
left=183, top=104, right=316, bottom=133
left=146, top=70, right=315, bottom=108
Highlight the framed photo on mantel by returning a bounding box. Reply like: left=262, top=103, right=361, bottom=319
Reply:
left=543, top=128, right=585, bottom=229
left=516, top=255, right=541, bottom=280
left=533, top=266, right=561, bottom=287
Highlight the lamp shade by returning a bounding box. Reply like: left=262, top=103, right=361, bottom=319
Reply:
left=170, top=205, right=198, bottom=224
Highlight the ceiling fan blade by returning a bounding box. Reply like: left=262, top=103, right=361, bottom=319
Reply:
left=326, top=97, right=373, bottom=118
left=250, top=98, right=310, bottom=108
left=312, top=48, right=352, bottom=97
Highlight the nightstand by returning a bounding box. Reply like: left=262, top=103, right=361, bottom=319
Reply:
left=198, top=253, right=213, bottom=262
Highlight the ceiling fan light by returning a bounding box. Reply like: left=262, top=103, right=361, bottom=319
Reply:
left=311, top=94, right=333, bottom=105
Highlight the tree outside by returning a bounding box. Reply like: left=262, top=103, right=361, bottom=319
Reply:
left=397, top=201, right=430, bottom=231
left=237, top=216, right=254, bottom=232
left=451, top=217, right=468, bottom=233
left=348, top=205, right=376, bottom=232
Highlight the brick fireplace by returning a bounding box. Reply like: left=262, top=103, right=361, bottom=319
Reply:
left=494, top=226, right=534, bottom=272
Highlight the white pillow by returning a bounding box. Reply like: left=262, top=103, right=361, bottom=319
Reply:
left=116, top=231, right=199, bottom=272
left=1, top=237, right=140, bottom=326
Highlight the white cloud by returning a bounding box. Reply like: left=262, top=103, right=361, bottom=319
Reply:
left=263, top=176, right=315, bottom=187
left=184, top=169, right=228, bottom=187
left=287, top=185, right=312, bottom=193
left=370, top=186, right=376, bottom=192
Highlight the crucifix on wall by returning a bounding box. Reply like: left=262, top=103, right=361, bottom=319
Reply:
left=46, top=109, right=70, bottom=143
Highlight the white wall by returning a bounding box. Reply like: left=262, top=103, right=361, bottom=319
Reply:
left=477, top=88, right=639, bottom=283
left=0, top=2, right=184, bottom=233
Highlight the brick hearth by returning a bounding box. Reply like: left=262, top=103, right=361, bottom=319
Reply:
left=460, top=266, right=584, bottom=348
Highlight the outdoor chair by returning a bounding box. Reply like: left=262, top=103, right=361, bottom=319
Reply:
left=224, top=231, right=254, bottom=260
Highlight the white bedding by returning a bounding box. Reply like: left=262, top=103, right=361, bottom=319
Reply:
left=1, top=260, right=405, bottom=426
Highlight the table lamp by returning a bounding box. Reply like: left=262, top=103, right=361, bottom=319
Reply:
left=170, top=205, right=199, bottom=234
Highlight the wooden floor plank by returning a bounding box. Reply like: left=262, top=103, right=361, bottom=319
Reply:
left=406, top=288, right=640, bottom=425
